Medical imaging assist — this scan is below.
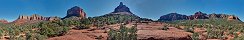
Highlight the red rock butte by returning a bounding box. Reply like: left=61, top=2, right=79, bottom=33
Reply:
left=63, top=6, right=86, bottom=19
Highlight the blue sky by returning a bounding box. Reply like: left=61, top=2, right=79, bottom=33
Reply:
left=0, top=0, right=243, bottom=22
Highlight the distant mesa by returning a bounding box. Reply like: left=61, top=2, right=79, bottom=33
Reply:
left=63, top=6, right=86, bottom=19
left=158, top=11, right=241, bottom=21
left=0, top=19, right=8, bottom=24
left=158, top=13, right=188, bottom=21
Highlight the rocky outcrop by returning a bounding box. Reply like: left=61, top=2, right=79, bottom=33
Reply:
left=158, top=13, right=188, bottom=21
left=0, top=19, right=8, bottom=24
left=158, top=11, right=241, bottom=21
left=63, top=6, right=86, bottom=19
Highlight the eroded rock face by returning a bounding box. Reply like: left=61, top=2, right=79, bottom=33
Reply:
left=0, top=19, right=8, bottom=24
left=17, top=14, right=48, bottom=21
left=13, top=14, right=60, bottom=24
left=63, top=6, right=86, bottom=19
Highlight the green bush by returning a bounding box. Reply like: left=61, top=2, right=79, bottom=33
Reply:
left=191, top=32, right=199, bottom=40
left=233, top=35, right=244, bottom=40
left=207, top=29, right=224, bottom=39
left=37, top=21, right=70, bottom=37
left=108, top=24, right=137, bottom=40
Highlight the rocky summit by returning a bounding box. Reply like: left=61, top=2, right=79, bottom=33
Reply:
left=113, top=2, right=131, bottom=13
left=110, top=2, right=135, bottom=16
left=158, top=11, right=241, bottom=21
left=63, top=6, right=86, bottom=19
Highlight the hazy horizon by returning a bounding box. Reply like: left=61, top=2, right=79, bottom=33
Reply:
left=0, top=0, right=243, bottom=22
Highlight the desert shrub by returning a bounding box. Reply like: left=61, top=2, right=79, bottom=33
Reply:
left=0, top=29, right=3, bottom=38
left=26, top=32, right=34, bottom=40
left=108, top=24, right=137, bottom=40
left=184, top=26, right=194, bottom=33
left=8, top=27, right=17, bottom=40
left=191, top=32, right=199, bottom=40
left=161, top=25, right=169, bottom=30
left=233, top=35, right=244, bottom=40
left=25, top=32, right=47, bottom=40
left=207, top=28, right=224, bottom=39
left=63, top=17, right=91, bottom=30
left=37, top=21, right=70, bottom=37
left=75, top=18, right=92, bottom=29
